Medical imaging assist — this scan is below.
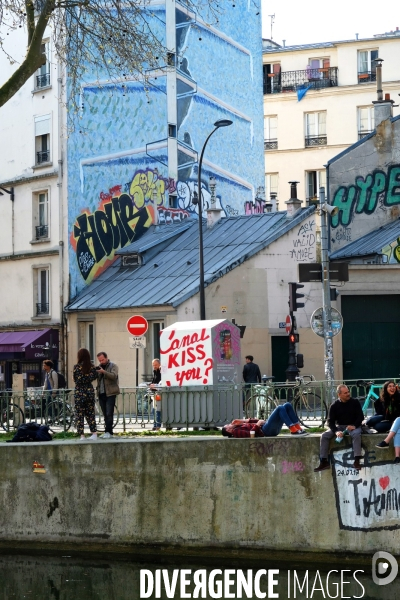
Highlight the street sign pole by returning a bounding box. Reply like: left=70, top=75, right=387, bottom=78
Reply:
left=320, top=186, right=335, bottom=403
left=136, top=348, right=139, bottom=387
left=126, top=316, right=149, bottom=389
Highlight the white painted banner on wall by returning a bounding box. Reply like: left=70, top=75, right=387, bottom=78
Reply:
left=332, top=448, right=400, bottom=531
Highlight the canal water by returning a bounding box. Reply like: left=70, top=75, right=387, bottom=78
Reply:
left=0, top=552, right=393, bottom=599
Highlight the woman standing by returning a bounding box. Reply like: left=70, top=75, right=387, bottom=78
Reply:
left=73, top=348, right=98, bottom=440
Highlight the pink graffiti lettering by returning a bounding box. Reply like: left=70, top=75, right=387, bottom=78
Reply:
left=281, top=460, right=304, bottom=474
left=160, top=329, right=210, bottom=354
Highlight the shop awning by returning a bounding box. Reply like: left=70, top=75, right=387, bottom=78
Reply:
left=0, top=329, right=59, bottom=359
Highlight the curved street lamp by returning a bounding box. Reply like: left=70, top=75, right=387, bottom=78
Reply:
left=194, top=119, right=233, bottom=320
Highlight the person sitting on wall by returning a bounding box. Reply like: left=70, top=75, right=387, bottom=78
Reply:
left=376, top=416, right=400, bottom=462
left=221, top=402, right=308, bottom=438
left=314, top=384, right=364, bottom=472
left=365, top=381, right=400, bottom=433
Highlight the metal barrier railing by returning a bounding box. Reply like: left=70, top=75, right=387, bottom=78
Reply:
left=0, top=378, right=396, bottom=433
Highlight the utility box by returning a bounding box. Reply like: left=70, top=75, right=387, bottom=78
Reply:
left=159, top=319, right=242, bottom=427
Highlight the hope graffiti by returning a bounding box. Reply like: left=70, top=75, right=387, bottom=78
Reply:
left=71, top=196, right=155, bottom=282
left=331, top=165, right=400, bottom=228
left=72, top=167, right=227, bottom=283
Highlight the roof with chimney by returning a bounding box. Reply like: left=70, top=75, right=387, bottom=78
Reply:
left=327, top=114, right=400, bottom=166
left=66, top=206, right=315, bottom=312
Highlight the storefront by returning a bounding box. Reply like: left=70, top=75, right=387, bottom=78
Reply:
left=0, top=328, right=59, bottom=390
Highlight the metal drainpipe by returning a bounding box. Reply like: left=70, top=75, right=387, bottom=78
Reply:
left=57, top=61, right=66, bottom=376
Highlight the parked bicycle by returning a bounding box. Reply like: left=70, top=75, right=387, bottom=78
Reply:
left=355, top=380, right=383, bottom=416
left=1, top=391, right=25, bottom=432
left=293, top=375, right=328, bottom=428
left=246, top=375, right=328, bottom=428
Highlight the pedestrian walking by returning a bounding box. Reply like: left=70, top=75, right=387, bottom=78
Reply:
left=242, top=355, right=262, bottom=411
left=96, top=351, right=120, bottom=438
left=73, top=348, right=98, bottom=441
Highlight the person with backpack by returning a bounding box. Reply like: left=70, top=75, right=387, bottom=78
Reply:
left=43, top=360, right=59, bottom=398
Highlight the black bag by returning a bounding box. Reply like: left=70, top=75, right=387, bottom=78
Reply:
left=54, top=370, right=66, bottom=389
left=7, top=422, right=53, bottom=443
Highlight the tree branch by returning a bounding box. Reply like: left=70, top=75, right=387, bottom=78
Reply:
left=0, top=0, right=55, bottom=107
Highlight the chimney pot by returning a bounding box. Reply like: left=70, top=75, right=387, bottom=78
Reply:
left=385, top=93, right=391, bottom=101
left=285, top=181, right=302, bottom=217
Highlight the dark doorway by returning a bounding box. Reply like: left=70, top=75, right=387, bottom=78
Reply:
left=341, top=295, right=400, bottom=381
left=271, top=335, right=289, bottom=383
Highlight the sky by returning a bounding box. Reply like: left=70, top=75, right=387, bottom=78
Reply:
left=261, top=0, right=399, bottom=46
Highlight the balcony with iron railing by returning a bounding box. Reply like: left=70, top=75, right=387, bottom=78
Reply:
left=264, top=67, right=338, bottom=95
left=305, top=135, right=327, bottom=147
left=36, top=150, right=50, bottom=164
left=36, top=303, right=49, bottom=316
left=36, top=73, right=50, bottom=88
left=264, top=139, right=278, bottom=150
left=358, top=71, right=376, bottom=84
left=35, top=225, right=49, bottom=239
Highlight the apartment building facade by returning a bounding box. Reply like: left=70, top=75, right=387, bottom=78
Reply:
left=262, top=32, right=400, bottom=206
left=0, top=30, right=68, bottom=389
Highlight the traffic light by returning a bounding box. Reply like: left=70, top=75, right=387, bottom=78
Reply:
left=289, top=332, right=299, bottom=344
left=288, top=282, right=305, bottom=312
left=330, top=287, right=340, bottom=301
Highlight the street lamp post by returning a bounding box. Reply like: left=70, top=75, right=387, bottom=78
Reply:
left=195, top=119, right=232, bottom=320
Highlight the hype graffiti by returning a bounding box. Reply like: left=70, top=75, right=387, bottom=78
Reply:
left=331, top=164, right=400, bottom=228
left=332, top=448, right=400, bottom=531
left=160, top=328, right=214, bottom=387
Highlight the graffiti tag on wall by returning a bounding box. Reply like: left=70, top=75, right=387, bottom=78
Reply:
left=289, top=219, right=316, bottom=261
left=333, top=448, right=400, bottom=531
left=70, top=193, right=156, bottom=282
left=382, top=238, right=400, bottom=263
left=331, top=165, right=400, bottom=228
left=244, top=198, right=267, bottom=215
left=71, top=167, right=227, bottom=283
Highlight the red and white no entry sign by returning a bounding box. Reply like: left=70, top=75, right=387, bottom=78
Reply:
left=126, top=315, right=149, bottom=337
left=285, top=315, right=292, bottom=335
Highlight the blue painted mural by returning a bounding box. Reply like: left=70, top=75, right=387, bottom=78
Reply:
left=67, top=0, right=264, bottom=295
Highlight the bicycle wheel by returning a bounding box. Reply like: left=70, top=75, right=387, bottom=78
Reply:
left=294, top=393, right=328, bottom=428
left=46, top=401, right=73, bottom=431
left=1, top=403, right=25, bottom=432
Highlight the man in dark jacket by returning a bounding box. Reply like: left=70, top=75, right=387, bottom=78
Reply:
left=96, top=351, right=120, bottom=438
left=243, top=355, right=262, bottom=385
left=314, top=384, right=364, bottom=472
left=242, top=355, right=262, bottom=410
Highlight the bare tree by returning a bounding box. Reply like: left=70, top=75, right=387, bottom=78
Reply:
left=0, top=0, right=219, bottom=110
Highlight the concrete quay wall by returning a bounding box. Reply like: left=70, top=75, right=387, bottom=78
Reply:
left=0, top=436, right=396, bottom=556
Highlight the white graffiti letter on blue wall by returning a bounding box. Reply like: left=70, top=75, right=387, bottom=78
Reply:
left=331, top=164, right=400, bottom=228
